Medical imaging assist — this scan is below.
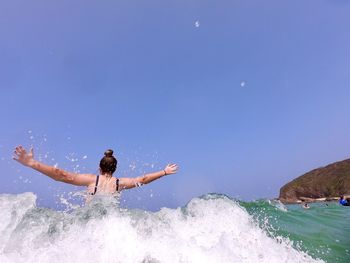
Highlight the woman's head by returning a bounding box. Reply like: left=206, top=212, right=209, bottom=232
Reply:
left=99, top=149, right=117, bottom=175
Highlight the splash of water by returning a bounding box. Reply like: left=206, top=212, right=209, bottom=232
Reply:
left=0, top=193, right=322, bottom=263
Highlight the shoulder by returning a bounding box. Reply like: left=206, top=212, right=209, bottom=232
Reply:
left=82, top=173, right=97, bottom=179
left=73, top=173, right=97, bottom=187
left=117, top=177, right=138, bottom=190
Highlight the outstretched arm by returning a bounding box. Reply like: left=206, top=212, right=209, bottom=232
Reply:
left=13, top=145, right=95, bottom=186
left=119, top=164, right=178, bottom=190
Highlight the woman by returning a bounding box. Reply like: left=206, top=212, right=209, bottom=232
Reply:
left=13, top=145, right=178, bottom=196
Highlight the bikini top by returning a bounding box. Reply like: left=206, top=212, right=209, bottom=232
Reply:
left=90, top=175, right=119, bottom=195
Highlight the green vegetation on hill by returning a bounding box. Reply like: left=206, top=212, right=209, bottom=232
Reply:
left=279, top=159, right=350, bottom=203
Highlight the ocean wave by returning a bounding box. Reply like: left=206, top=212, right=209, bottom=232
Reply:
left=0, top=192, right=323, bottom=263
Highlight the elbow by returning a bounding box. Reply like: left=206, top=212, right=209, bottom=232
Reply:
left=139, top=178, right=147, bottom=185
left=54, top=168, right=74, bottom=182
left=134, top=177, right=147, bottom=187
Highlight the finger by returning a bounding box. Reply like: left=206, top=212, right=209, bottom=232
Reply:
left=30, top=147, right=34, bottom=155
left=14, top=150, right=20, bottom=156
left=17, top=146, right=25, bottom=154
left=20, top=145, right=28, bottom=153
left=12, top=156, right=19, bottom=161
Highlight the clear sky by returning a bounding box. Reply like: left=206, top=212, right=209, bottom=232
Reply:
left=1, top=0, right=350, bottom=210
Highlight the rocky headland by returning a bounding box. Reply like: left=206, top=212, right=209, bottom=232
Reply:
left=279, top=159, right=350, bottom=204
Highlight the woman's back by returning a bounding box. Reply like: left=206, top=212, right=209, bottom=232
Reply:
left=88, top=175, right=120, bottom=195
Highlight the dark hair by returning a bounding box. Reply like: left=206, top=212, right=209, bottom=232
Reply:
left=99, top=149, right=117, bottom=174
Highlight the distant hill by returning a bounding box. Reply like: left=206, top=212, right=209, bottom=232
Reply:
left=279, top=159, right=350, bottom=203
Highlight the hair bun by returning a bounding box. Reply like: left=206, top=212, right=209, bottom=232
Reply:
left=104, top=149, right=114, bottom=157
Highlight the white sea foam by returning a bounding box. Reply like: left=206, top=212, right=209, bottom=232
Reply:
left=0, top=193, right=323, bottom=263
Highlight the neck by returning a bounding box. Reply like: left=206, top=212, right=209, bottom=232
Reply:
left=101, top=172, right=112, bottom=177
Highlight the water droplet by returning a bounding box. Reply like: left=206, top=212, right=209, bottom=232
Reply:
left=240, top=81, right=246, bottom=87
left=195, top=20, right=200, bottom=28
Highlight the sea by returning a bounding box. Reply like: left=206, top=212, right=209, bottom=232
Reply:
left=0, top=192, right=348, bottom=263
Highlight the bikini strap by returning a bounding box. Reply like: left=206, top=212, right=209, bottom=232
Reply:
left=92, top=175, right=99, bottom=195
left=116, top=178, right=119, bottom=192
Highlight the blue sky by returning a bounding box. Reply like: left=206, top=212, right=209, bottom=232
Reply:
left=1, top=0, right=350, bottom=210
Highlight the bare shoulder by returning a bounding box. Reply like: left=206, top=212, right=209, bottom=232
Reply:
left=70, top=173, right=97, bottom=186
left=117, top=177, right=137, bottom=190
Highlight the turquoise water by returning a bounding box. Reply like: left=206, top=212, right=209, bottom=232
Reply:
left=0, top=192, right=347, bottom=262
left=242, top=200, right=350, bottom=263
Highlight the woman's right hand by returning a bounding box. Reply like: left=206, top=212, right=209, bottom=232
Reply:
left=164, top=164, right=178, bottom=175
left=13, top=146, right=35, bottom=167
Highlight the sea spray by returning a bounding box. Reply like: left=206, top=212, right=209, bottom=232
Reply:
left=0, top=193, right=324, bottom=263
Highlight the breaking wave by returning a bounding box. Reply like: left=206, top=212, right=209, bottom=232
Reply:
left=0, top=193, right=323, bottom=263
